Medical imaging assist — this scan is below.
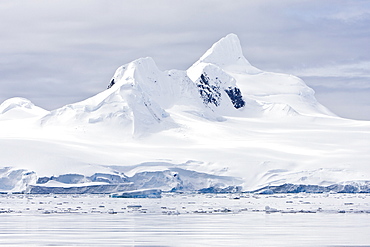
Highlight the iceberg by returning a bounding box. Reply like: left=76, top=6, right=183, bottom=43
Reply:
left=111, top=189, right=162, bottom=198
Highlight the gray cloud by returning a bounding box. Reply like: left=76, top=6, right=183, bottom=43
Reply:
left=0, top=0, right=369, bottom=120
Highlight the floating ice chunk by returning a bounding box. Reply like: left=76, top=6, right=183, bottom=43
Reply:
left=265, top=205, right=279, bottom=213
left=111, top=189, right=162, bottom=198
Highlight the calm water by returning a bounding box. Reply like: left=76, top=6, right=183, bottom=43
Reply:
left=1, top=213, right=370, bottom=246
left=0, top=193, right=370, bottom=246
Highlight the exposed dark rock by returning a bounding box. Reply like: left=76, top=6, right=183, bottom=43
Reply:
left=107, top=79, right=115, bottom=89
left=196, top=73, right=245, bottom=109
left=225, top=87, right=245, bottom=109
left=197, top=73, right=221, bottom=107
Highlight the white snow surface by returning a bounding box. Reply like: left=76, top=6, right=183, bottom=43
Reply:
left=0, top=33, right=369, bottom=193
left=0, top=97, right=49, bottom=120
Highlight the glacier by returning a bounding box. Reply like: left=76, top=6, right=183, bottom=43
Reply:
left=0, top=33, right=370, bottom=194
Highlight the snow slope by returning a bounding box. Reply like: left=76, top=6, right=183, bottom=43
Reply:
left=0, top=34, right=369, bottom=193
left=0, top=97, right=49, bottom=120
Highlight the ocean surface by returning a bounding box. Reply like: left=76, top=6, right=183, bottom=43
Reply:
left=0, top=193, right=369, bottom=246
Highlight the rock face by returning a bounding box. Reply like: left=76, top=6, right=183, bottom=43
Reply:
left=0, top=34, right=369, bottom=194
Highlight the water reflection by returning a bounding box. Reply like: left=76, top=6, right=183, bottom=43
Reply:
left=1, top=213, right=369, bottom=246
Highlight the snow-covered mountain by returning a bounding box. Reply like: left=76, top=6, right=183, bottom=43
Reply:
left=1, top=34, right=370, bottom=194
left=0, top=97, right=49, bottom=120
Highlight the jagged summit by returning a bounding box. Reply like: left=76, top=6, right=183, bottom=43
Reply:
left=192, top=33, right=260, bottom=74
left=109, top=57, right=189, bottom=109
left=187, top=34, right=334, bottom=118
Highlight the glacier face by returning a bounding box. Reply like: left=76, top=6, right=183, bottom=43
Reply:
left=0, top=34, right=370, bottom=194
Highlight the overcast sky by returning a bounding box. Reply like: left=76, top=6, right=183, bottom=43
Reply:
left=1, top=0, right=369, bottom=120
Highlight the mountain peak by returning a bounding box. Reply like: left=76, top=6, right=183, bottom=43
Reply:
left=108, top=57, right=160, bottom=88
left=0, top=97, right=48, bottom=119
left=194, top=34, right=260, bottom=73
left=199, top=34, right=244, bottom=63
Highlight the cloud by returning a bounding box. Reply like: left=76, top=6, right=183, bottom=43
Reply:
left=291, top=61, right=370, bottom=89
left=314, top=88, right=370, bottom=121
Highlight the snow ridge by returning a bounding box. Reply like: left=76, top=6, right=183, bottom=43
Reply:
left=40, top=34, right=335, bottom=134
left=195, top=33, right=260, bottom=74
left=0, top=97, right=48, bottom=120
